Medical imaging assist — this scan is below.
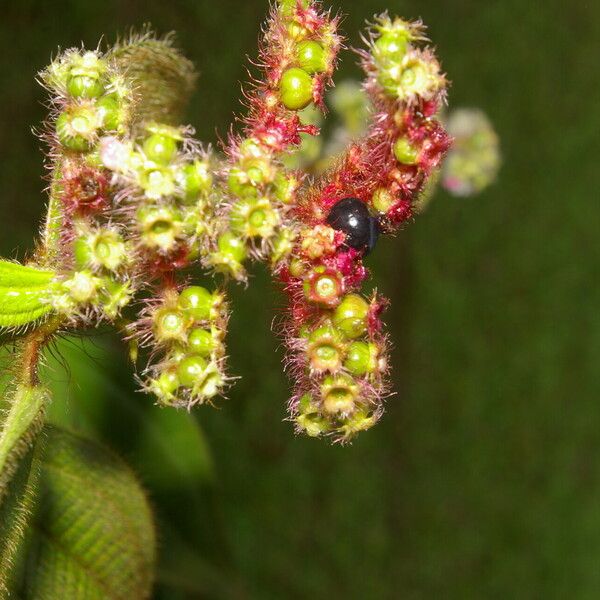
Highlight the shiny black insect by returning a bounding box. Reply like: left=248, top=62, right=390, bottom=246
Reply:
left=326, top=197, right=379, bottom=254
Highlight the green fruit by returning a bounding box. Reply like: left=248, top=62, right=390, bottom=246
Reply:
left=187, top=328, right=215, bottom=357
left=67, top=74, right=104, bottom=98
left=97, top=94, right=124, bottom=131
left=177, top=355, right=207, bottom=388
left=217, top=232, right=247, bottom=263
left=279, top=67, right=314, bottom=111
left=296, top=41, right=327, bottom=74
left=143, top=133, right=177, bottom=165
left=332, top=294, right=369, bottom=339
left=178, top=286, right=214, bottom=321
left=393, top=137, right=419, bottom=165
left=344, top=341, right=377, bottom=376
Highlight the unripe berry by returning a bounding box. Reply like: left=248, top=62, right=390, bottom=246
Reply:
left=279, top=68, right=314, bottom=111
left=344, top=341, right=378, bottom=376
left=370, top=187, right=396, bottom=215
left=217, top=232, right=247, bottom=264
left=178, top=286, right=214, bottom=322
left=187, top=328, right=216, bottom=357
left=153, top=307, right=188, bottom=343
left=67, top=75, right=104, bottom=99
left=228, top=167, right=259, bottom=198
left=393, top=137, right=419, bottom=165
left=97, top=94, right=126, bottom=131
left=279, top=0, right=309, bottom=18
left=151, top=369, right=180, bottom=403
left=143, top=133, right=178, bottom=165
left=295, top=41, right=328, bottom=75
left=332, top=294, right=369, bottom=339
left=177, top=354, right=207, bottom=388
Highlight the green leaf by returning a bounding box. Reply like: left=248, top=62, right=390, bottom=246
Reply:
left=22, top=426, right=156, bottom=600
left=0, top=443, right=43, bottom=597
left=0, top=260, right=57, bottom=329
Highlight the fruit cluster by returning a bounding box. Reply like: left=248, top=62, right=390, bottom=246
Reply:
left=2, top=1, right=453, bottom=441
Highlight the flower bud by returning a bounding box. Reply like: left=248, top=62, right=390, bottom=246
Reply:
left=150, top=368, right=180, bottom=404
left=63, top=270, right=101, bottom=304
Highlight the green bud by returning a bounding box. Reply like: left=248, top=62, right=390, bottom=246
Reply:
left=393, top=137, right=419, bottom=165
left=332, top=294, right=369, bottom=339
left=143, top=133, right=178, bottom=165
left=100, top=278, right=133, bottom=319
left=296, top=413, right=331, bottom=437
left=178, top=286, right=214, bottom=322
left=295, top=41, right=328, bottom=75
left=373, top=32, right=408, bottom=65
left=63, top=270, right=100, bottom=304
left=273, top=171, right=299, bottom=204
left=279, top=68, right=314, bottom=111
left=177, top=354, right=208, bottom=388
left=97, top=94, right=125, bottom=131
left=180, top=160, right=213, bottom=201
left=344, top=341, right=378, bottom=376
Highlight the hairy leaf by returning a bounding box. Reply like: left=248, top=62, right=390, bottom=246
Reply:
left=21, top=427, right=156, bottom=600
left=0, top=261, right=56, bottom=329
left=110, top=30, right=196, bottom=126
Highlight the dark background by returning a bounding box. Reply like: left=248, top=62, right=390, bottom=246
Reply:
left=1, top=0, right=599, bottom=597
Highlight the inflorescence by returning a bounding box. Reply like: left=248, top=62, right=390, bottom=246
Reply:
left=1, top=1, right=452, bottom=443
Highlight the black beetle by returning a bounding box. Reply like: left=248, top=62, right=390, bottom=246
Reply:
left=326, top=197, right=379, bottom=254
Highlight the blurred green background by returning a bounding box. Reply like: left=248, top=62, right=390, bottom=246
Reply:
left=1, top=0, right=599, bottom=597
